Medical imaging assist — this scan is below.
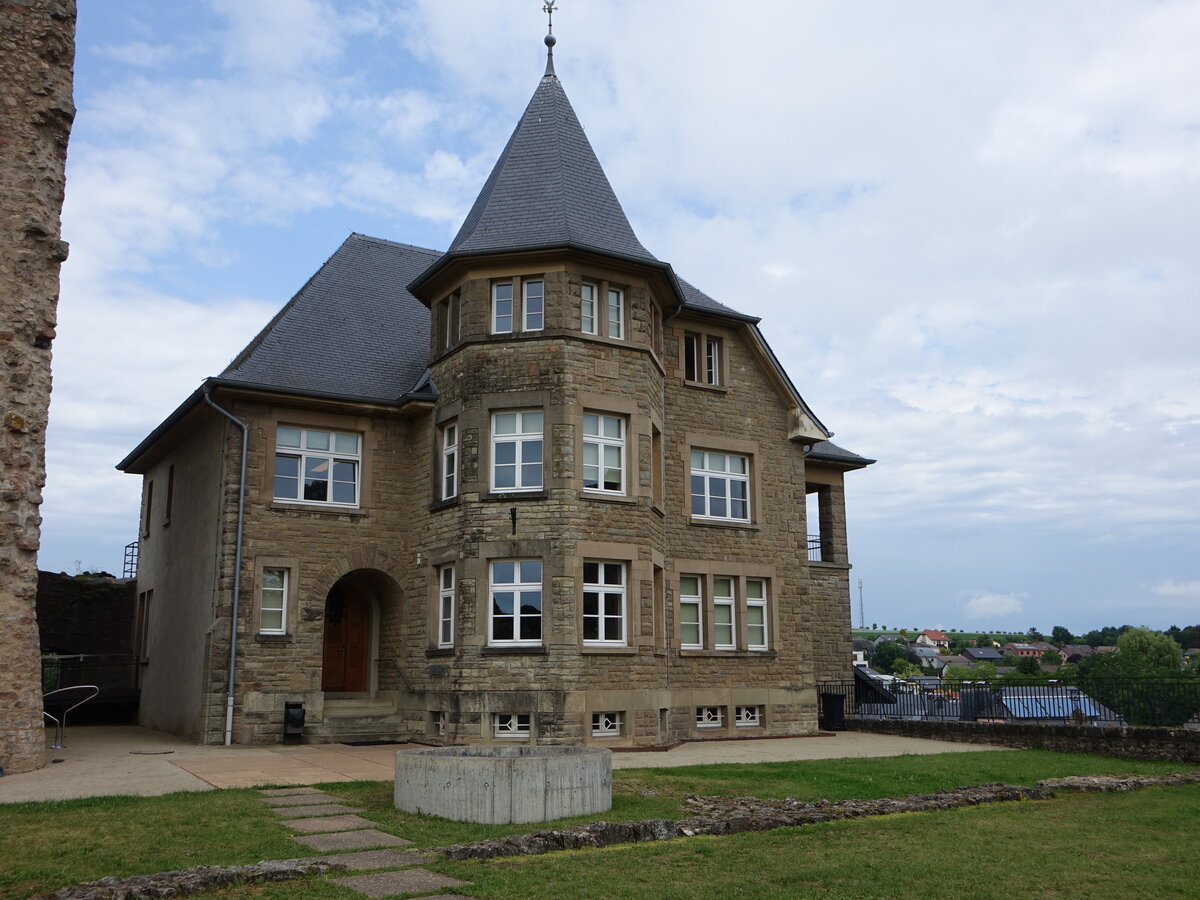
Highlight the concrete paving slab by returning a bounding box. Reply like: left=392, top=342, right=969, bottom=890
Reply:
left=0, top=725, right=1002, bottom=802
left=294, top=830, right=414, bottom=851
left=271, top=803, right=361, bottom=817
left=263, top=792, right=346, bottom=806
left=329, top=869, right=468, bottom=898
left=260, top=787, right=325, bottom=797
left=610, top=731, right=1002, bottom=769
left=300, top=849, right=428, bottom=870
left=280, top=814, right=378, bottom=833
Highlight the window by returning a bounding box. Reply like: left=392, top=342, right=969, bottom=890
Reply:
left=523, top=280, right=544, bottom=331
left=713, top=576, right=735, bottom=650
left=690, top=450, right=749, bottom=522
left=581, top=282, right=597, bottom=334
left=582, top=413, right=624, bottom=494
left=440, top=422, right=458, bottom=501
left=274, top=427, right=360, bottom=506
left=491, top=411, right=543, bottom=491
left=492, top=281, right=514, bottom=333
left=141, top=480, right=153, bottom=539
left=746, top=579, right=768, bottom=650
left=438, top=565, right=455, bottom=648
left=583, top=561, right=625, bottom=645
left=163, top=465, right=174, bottom=527
left=494, top=713, right=531, bottom=738
left=679, top=575, right=703, bottom=649
left=735, top=705, right=762, bottom=727
left=433, top=710, right=447, bottom=737
left=592, top=711, right=623, bottom=737
left=607, top=287, right=624, bottom=339
left=435, top=292, right=460, bottom=353
left=490, top=559, right=542, bottom=644
left=259, top=568, right=288, bottom=634
left=696, top=706, right=724, bottom=728
left=684, top=333, right=722, bottom=385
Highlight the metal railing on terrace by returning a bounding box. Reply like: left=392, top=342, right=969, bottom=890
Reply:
left=42, top=652, right=139, bottom=698
left=818, top=675, right=1200, bottom=728
left=807, top=534, right=825, bottom=562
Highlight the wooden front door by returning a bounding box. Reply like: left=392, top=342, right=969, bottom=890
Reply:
left=322, top=589, right=369, bottom=692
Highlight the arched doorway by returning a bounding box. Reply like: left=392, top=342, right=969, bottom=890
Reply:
left=322, top=579, right=372, bottom=693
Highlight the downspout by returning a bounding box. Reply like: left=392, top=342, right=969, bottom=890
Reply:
left=203, top=386, right=248, bottom=746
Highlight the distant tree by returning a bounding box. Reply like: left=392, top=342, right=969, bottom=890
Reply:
left=1016, top=656, right=1042, bottom=675
left=1081, top=624, right=1133, bottom=647
left=1027, top=627, right=1044, bottom=641
left=1050, top=625, right=1074, bottom=646
left=872, top=641, right=909, bottom=674
left=899, top=628, right=909, bottom=637
left=973, top=661, right=998, bottom=680
left=1001, top=652, right=1021, bottom=668
left=1173, top=625, right=1200, bottom=649
left=1041, top=649, right=1063, bottom=666
left=871, top=623, right=878, bottom=631
left=893, top=660, right=923, bottom=678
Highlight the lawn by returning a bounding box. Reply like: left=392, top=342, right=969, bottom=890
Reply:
left=1, top=750, right=1195, bottom=899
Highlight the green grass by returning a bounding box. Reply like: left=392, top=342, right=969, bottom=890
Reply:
left=430, top=785, right=1200, bottom=899
left=1, top=750, right=1195, bottom=899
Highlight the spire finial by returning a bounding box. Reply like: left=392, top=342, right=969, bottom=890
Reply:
left=543, top=1, right=558, bottom=77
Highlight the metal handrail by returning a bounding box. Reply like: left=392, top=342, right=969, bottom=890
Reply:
left=42, top=685, right=100, bottom=749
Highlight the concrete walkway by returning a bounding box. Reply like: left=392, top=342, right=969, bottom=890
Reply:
left=0, top=725, right=1000, bottom=803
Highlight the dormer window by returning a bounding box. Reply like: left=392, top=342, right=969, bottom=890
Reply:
left=684, top=332, right=723, bottom=386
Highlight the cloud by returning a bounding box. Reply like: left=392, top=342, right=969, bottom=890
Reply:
left=960, top=591, right=1028, bottom=621
left=1147, top=580, right=1200, bottom=602
left=97, top=41, right=174, bottom=68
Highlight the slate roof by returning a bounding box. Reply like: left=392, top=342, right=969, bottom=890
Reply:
left=807, top=441, right=874, bottom=466
left=446, top=73, right=655, bottom=264
left=220, top=234, right=441, bottom=403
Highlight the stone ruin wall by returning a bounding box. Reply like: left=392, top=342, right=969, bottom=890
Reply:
left=0, top=0, right=76, bottom=775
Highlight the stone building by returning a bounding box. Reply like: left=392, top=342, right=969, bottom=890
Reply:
left=118, top=38, right=873, bottom=747
left=0, top=0, right=75, bottom=776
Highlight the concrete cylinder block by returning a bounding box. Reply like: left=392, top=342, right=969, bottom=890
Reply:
left=394, top=745, right=612, bottom=824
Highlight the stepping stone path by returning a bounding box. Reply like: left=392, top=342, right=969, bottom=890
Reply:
left=259, top=787, right=471, bottom=898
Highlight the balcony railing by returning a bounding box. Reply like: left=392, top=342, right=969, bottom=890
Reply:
left=819, top=676, right=1200, bottom=728
left=807, top=534, right=824, bottom=562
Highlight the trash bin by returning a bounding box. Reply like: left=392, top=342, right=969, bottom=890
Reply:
left=818, top=692, right=846, bottom=731
left=283, top=701, right=305, bottom=744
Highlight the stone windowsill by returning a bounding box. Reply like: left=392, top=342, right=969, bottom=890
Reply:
left=255, top=633, right=294, bottom=644
left=683, top=380, right=729, bottom=394
left=428, top=496, right=461, bottom=513
left=481, top=490, right=549, bottom=503
left=689, top=518, right=760, bottom=532
left=678, top=649, right=778, bottom=659
left=425, top=647, right=455, bottom=657
left=581, top=645, right=638, bottom=655
left=809, top=560, right=852, bottom=570
left=269, top=502, right=368, bottom=518
left=482, top=644, right=547, bottom=655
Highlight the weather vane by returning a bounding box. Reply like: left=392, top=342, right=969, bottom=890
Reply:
left=544, top=1, right=557, bottom=36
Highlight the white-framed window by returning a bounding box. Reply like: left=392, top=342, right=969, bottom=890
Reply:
left=274, top=426, right=360, bottom=506
left=713, top=576, right=735, bottom=650
left=583, top=561, right=625, bottom=645
left=690, top=450, right=749, bottom=522
left=492, top=281, right=514, bottom=334
left=591, top=711, right=623, bottom=737
left=491, top=410, right=543, bottom=491
left=735, top=705, right=762, bottom=727
left=582, top=413, right=624, bottom=494
left=581, top=282, right=597, bottom=334
left=607, top=287, right=624, bottom=339
left=494, top=713, right=531, bottom=738
left=523, top=279, right=544, bottom=331
left=746, top=579, right=768, bottom=650
left=259, top=568, right=288, bottom=634
left=490, top=559, right=542, bottom=644
left=440, top=422, right=458, bottom=501
left=696, top=706, right=724, bottom=729
left=684, top=333, right=722, bottom=385
left=438, top=565, right=455, bottom=648
left=679, top=574, right=703, bottom=649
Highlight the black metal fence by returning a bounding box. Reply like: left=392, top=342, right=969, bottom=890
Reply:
left=819, top=676, right=1200, bottom=728
left=42, top=653, right=139, bottom=698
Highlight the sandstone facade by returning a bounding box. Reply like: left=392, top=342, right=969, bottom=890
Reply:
left=0, top=0, right=75, bottom=775
left=119, top=52, right=872, bottom=747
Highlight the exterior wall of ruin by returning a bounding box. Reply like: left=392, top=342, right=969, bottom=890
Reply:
left=0, top=0, right=75, bottom=775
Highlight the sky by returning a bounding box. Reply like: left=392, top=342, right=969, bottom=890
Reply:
left=41, top=0, right=1200, bottom=634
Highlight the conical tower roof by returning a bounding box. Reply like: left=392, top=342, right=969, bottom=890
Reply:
left=445, top=69, right=656, bottom=263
